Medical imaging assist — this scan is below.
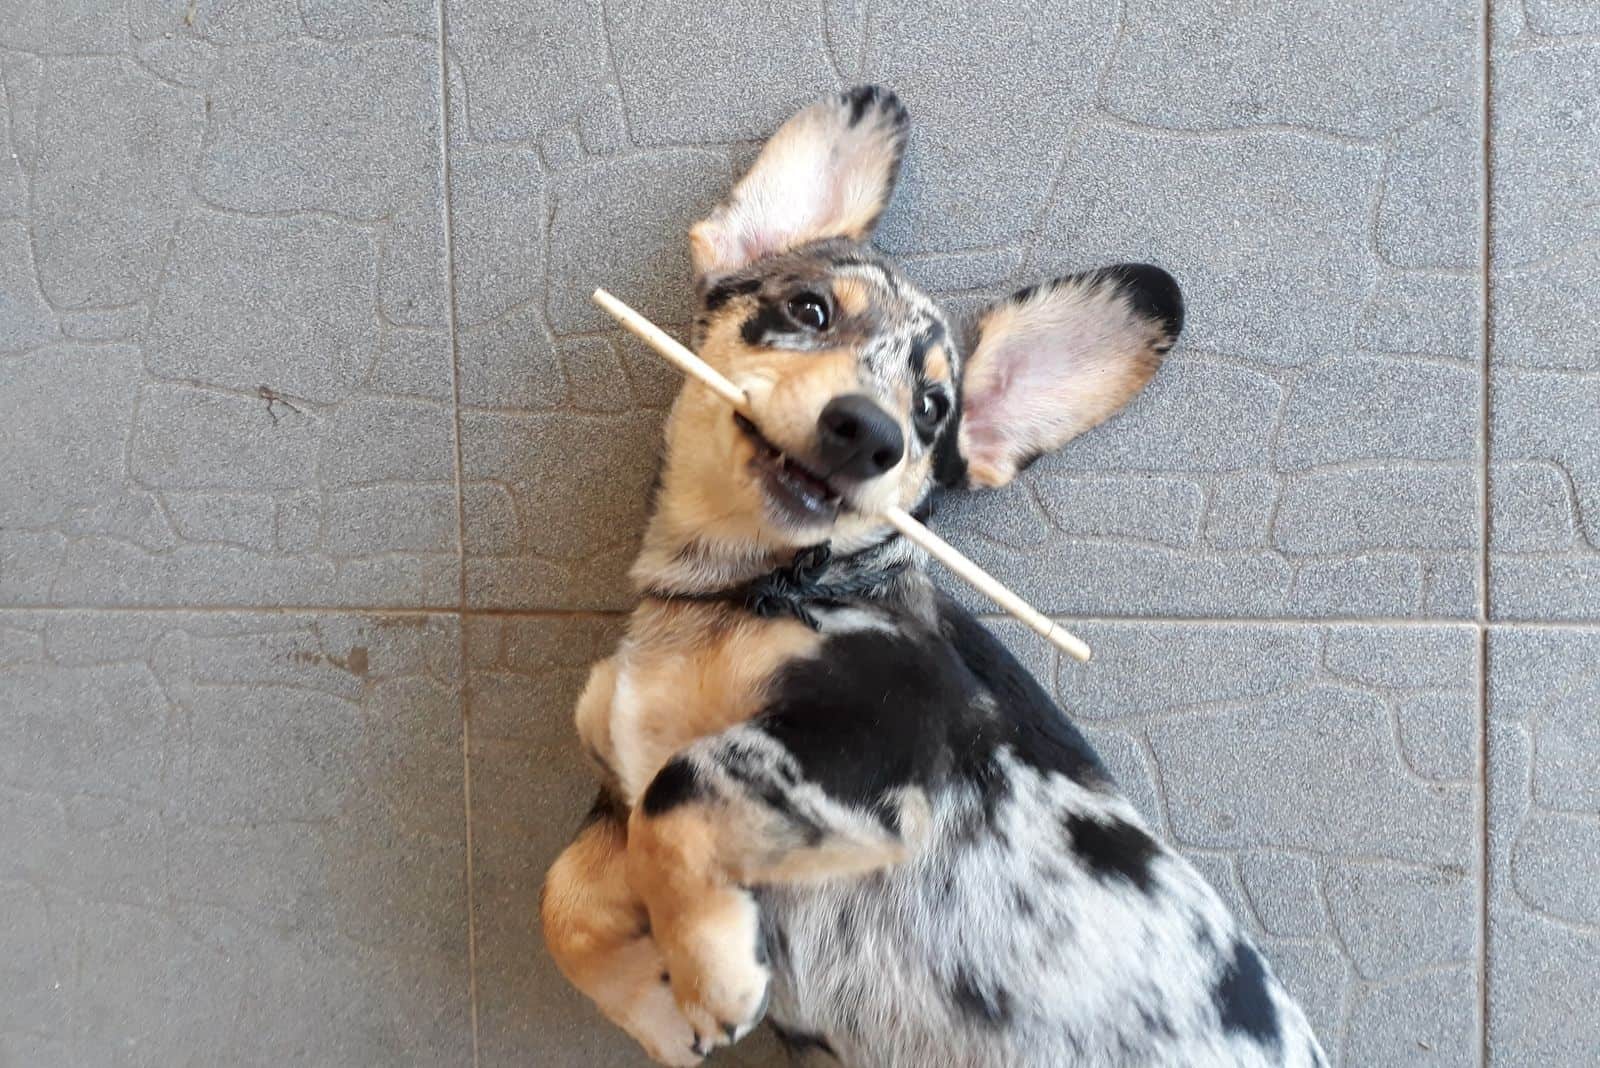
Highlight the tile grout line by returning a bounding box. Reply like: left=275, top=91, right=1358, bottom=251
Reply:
left=430, top=0, right=481, bottom=1061
left=1477, top=19, right=1494, bottom=631
left=4, top=603, right=1600, bottom=630
left=1478, top=625, right=1492, bottom=1068
left=1477, top=0, right=1494, bottom=1063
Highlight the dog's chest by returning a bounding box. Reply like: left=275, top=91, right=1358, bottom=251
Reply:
left=600, top=610, right=822, bottom=803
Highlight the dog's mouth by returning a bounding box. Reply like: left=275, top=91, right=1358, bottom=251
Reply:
left=734, top=413, right=842, bottom=526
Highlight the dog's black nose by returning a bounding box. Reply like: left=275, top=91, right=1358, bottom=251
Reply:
left=816, top=394, right=904, bottom=480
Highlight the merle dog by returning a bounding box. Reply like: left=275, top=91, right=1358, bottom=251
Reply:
left=541, top=86, right=1325, bottom=1068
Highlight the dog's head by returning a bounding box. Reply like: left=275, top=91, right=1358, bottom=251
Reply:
left=652, top=86, right=1182, bottom=560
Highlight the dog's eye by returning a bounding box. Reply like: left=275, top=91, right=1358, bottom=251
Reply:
left=785, top=292, right=830, bottom=331
left=914, top=386, right=951, bottom=437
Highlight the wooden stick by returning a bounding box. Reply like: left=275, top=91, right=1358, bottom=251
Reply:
left=881, top=508, right=1092, bottom=662
left=593, top=288, right=752, bottom=411
left=593, top=288, right=1093, bottom=663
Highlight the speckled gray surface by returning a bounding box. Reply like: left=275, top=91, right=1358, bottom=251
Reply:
left=1488, top=4, right=1600, bottom=621
left=1, top=0, right=1596, bottom=1065
left=1486, top=627, right=1600, bottom=1066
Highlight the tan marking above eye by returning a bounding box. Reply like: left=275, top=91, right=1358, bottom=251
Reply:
left=923, top=345, right=951, bottom=383
left=831, top=276, right=871, bottom=319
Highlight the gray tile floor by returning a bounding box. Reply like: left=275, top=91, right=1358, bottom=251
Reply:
left=1, top=1, right=1596, bottom=1065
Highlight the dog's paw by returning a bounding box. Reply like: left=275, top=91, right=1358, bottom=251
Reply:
left=582, top=932, right=704, bottom=1066
left=621, top=974, right=705, bottom=1067
left=662, top=890, right=772, bottom=1057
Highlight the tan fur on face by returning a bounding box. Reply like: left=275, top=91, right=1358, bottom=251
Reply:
left=735, top=345, right=861, bottom=464
left=832, top=275, right=872, bottom=319
left=637, top=296, right=937, bottom=557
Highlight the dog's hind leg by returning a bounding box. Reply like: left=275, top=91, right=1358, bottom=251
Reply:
left=541, top=796, right=702, bottom=1067
left=627, top=724, right=930, bottom=1058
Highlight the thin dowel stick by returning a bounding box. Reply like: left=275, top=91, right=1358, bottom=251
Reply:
left=594, top=288, right=752, bottom=411
left=882, top=507, right=1092, bottom=662
left=593, top=288, right=1092, bottom=663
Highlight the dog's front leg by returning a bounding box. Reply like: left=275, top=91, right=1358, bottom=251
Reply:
left=542, top=800, right=703, bottom=1067
left=545, top=655, right=706, bottom=1067
left=628, top=723, right=929, bottom=1057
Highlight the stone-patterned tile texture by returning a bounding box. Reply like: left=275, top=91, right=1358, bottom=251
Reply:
left=0, top=0, right=1594, bottom=1064
left=1487, top=628, right=1600, bottom=1066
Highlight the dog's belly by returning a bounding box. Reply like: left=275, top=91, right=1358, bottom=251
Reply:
left=755, top=784, right=1325, bottom=1068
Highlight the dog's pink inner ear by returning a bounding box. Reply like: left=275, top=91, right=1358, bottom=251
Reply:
left=958, top=274, right=1175, bottom=489
left=691, top=216, right=799, bottom=281
left=690, top=92, right=906, bottom=282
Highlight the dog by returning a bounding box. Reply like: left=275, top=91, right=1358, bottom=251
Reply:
left=540, top=86, right=1327, bottom=1068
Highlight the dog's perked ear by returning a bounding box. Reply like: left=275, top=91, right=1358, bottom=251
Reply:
left=689, top=86, right=910, bottom=284
left=951, top=264, right=1184, bottom=489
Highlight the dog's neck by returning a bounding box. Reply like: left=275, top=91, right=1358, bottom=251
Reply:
left=630, top=507, right=925, bottom=611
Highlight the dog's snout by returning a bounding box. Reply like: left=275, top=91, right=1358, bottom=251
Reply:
left=816, top=394, right=904, bottom=479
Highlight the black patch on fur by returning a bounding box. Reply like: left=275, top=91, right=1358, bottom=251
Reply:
left=755, top=908, right=791, bottom=972
left=843, top=84, right=907, bottom=130
left=950, top=805, right=986, bottom=846
left=950, top=966, right=1011, bottom=1027
left=1010, top=886, right=1035, bottom=919
left=718, top=741, right=825, bottom=846
left=1061, top=812, right=1159, bottom=892
left=847, top=86, right=874, bottom=125
left=640, top=757, right=703, bottom=816
left=751, top=595, right=1109, bottom=836
left=1012, top=450, right=1045, bottom=476
left=909, top=335, right=928, bottom=376
left=1214, top=940, right=1281, bottom=1050
left=870, top=795, right=902, bottom=835
left=755, top=626, right=973, bottom=809
left=579, top=786, right=626, bottom=827
left=969, top=765, right=1012, bottom=839
left=931, top=418, right=967, bottom=488
left=704, top=276, right=760, bottom=311
left=1106, top=263, right=1184, bottom=342
left=834, top=87, right=909, bottom=234
left=770, top=1021, right=838, bottom=1058
left=1138, top=1004, right=1176, bottom=1040
left=741, top=299, right=793, bottom=346
left=908, top=322, right=944, bottom=377
left=936, top=594, right=1110, bottom=787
